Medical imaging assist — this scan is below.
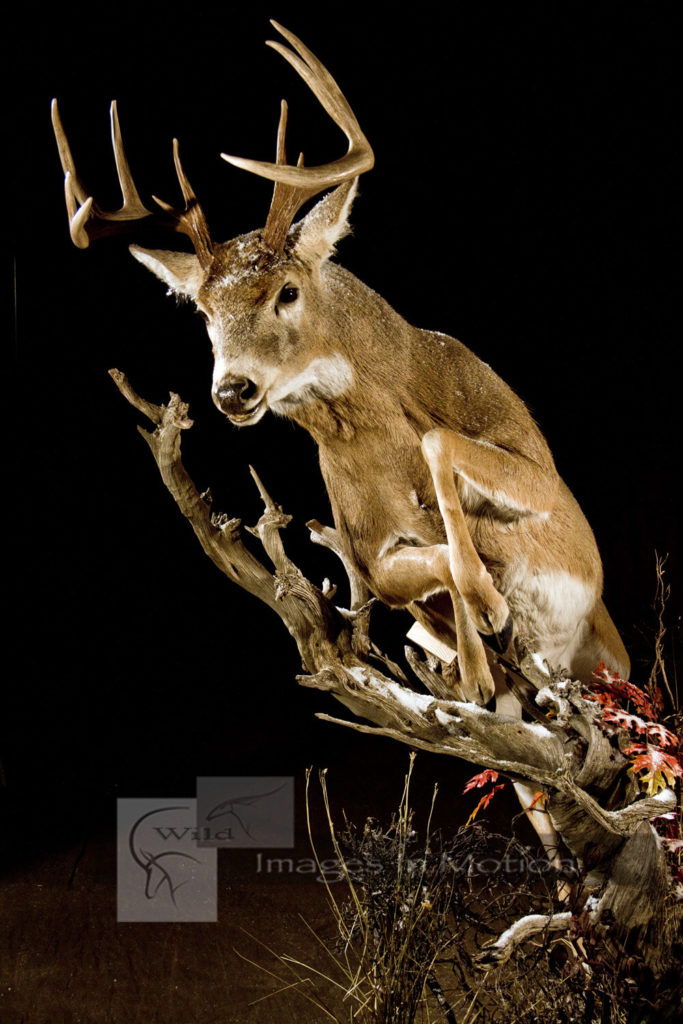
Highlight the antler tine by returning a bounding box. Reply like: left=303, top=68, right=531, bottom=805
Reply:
left=52, top=98, right=153, bottom=249
left=221, top=21, right=374, bottom=195
left=109, top=100, right=151, bottom=217
left=152, top=140, right=214, bottom=269
left=275, top=98, right=288, bottom=164
left=52, top=98, right=95, bottom=248
left=262, top=101, right=313, bottom=250
left=52, top=99, right=88, bottom=205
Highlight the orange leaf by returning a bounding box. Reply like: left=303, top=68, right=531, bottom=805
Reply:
left=526, top=791, right=547, bottom=811
left=466, top=784, right=506, bottom=826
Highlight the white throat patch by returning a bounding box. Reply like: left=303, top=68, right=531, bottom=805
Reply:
left=269, top=354, right=353, bottom=412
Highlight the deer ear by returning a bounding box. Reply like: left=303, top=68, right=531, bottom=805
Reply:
left=129, top=245, right=204, bottom=300
left=292, top=179, right=358, bottom=264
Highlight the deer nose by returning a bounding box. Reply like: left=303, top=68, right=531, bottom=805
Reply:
left=213, top=377, right=257, bottom=414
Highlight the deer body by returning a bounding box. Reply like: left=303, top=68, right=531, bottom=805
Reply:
left=53, top=21, right=631, bottom=865
left=172, top=237, right=628, bottom=697
left=126, top=173, right=629, bottom=702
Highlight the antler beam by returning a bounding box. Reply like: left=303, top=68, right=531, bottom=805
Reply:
left=51, top=99, right=153, bottom=249
left=51, top=100, right=213, bottom=264
left=221, top=21, right=375, bottom=250
left=53, top=22, right=373, bottom=256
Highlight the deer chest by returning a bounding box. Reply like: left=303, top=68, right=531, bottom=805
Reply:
left=318, top=437, right=445, bottom=576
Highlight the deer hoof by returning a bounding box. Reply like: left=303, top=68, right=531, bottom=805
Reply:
left=480, top=612, right=513, bottom=654
left=460, top=571, right=510, bottom=635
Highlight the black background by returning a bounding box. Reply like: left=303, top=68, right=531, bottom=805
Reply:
left=8, top=3, right=680, bottom=859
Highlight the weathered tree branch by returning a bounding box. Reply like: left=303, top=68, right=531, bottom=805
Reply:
left=307, top=518, right=370, bottom=611
left=476, top=911, right=575, bottom=966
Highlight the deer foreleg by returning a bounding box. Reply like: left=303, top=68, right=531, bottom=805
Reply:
left=449, top=588, right=497, bottom=702
left=421, top=429, right=512, bottom=638
left=372, top=544, right=495, bottom=703
left=422, top=427, right=559, bottom=518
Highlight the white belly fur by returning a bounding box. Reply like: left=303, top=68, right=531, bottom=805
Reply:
left=502, top=565, right=598, bottom=677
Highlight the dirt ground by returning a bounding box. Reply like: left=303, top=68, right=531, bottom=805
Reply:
left=0, top=831, right=345, bottom=1024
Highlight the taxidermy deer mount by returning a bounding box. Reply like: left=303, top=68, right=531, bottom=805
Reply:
left=52, top=20, right=629, bottom=707
left=53, top=27, right=683, bottom=972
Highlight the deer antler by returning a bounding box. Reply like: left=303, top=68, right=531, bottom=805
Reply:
left=51, top=99, right=214, bottom=267
left=221, top=21, right=375, bottom=251
left=152, top=141, right=213, bottom=268
left=53, top=24, right=371, bottom=258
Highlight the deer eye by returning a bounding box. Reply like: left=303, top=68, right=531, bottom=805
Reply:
left=278, top=285, right=299, bottom=305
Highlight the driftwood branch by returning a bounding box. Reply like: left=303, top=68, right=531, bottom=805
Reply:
left=109, top=370, right=681, bottom=975
left=307, top=518, right=370, bottom=611
left=477, top=911, right=575, bottom=966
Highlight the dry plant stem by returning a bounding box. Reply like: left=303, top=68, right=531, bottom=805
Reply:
left=234, top=927, right=341, bottom=1018
left=650, top=553, right=676, bottom=711
left=110, top=370, right=680, bottom=974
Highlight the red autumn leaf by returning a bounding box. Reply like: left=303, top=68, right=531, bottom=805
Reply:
left=620, top=682, right=656, bottom=716
left=526, top=791, right=547, bottom=811
left=590, top=680, right=654, bottom=717
left=466, top=784, right=507, bottom=825
left=602, top=707, right=648, bottom=733
left=589, top=662, right=655, bottom=717
left=463, top=769, right=499, bottom=794
left=592, top=661, right=629, bottom=687
left=584, top=689, right=618, bottom=708
left=629, top=746, right=681, bottom=776
left=645, top=721, right=679, bottom=748
left=626, top=744, right=683, bottom=795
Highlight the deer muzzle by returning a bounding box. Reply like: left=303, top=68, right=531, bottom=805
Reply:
left=213, top=376, right=265, bottom=424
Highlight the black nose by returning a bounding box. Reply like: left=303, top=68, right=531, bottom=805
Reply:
left=214, top=377, right=257, bottom=414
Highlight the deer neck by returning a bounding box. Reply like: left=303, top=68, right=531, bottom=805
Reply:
left=289, top=264, right=416, bottom=446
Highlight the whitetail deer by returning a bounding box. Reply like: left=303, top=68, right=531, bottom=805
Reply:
left=53, top=22, right=629, bottom=856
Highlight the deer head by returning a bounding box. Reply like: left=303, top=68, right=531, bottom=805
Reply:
left=52, top=22, right=374, bottom=426
left=132, top=178, right=360, bottom=426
